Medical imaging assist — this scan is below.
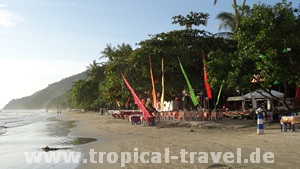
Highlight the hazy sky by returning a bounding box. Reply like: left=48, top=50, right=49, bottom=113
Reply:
left=0, top=0, right=296, bottom=109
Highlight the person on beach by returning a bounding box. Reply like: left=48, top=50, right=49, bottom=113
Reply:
left=173, top=97, right=180, bottom=111
left=256, top=105, right=264, bottom=113
left=145, top=98, right=157, bottom=116
left=255, top=104, right=265, bottom=121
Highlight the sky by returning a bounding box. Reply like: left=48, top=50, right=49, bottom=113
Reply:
left=0, top=0, right=298, bottom=109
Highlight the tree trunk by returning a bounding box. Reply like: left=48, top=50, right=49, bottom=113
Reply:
left=281, top=81, right=291, bottom=110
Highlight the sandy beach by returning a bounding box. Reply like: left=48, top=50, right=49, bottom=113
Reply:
left=63, top=111, right=300, bottom=169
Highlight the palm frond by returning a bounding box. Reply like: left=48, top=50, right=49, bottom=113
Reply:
left=215, top=12, right=236, bottom=32
left=214, top=0, right=218, bottom=5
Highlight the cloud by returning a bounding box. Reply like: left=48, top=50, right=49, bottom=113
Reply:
left=0, top=4, right=7, bottom=8
left=0, top=5, right=24, bottom=28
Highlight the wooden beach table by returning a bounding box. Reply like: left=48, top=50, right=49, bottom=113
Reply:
left=280, top=116, right=300, bottom=132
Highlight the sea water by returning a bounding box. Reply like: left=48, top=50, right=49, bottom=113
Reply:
left=0, top=110, right=83, bottom=169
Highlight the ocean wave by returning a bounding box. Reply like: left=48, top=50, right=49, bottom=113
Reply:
left=0, top=110, right=57, bottom=136
left=0, top=110, right=51, bottom=128
left=0, top=124, right=7, bottom=135
left=0, top=125, right=7, bottom=135
left=0, top=125, right=7, bottom=129
left=0, top=129, right=7, bottom=135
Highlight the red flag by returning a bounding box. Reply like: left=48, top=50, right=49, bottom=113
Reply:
left=121, top=73, right=151, bottom=118
left=203, top=52, right=212, bottom=99
left=296, top=85, right=300, bottom=102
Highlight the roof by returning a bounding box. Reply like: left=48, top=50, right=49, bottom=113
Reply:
left=227, top=96, right=245, bottom=101
left=243, top=90, right=284, bottom=99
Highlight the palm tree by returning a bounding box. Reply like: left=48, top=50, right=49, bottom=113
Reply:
left=213, top=0, right=218, bottom=5
left=214, top=0, right=249, bottom=37
left=216, top=10, right=238, bottom=32
left=214, top=0, right=238, bottom=7
left=86, top=60, right=102, bottom=83
left=100, top=43, right=115, bottom=62
left=100, top=43, right=133, bottom=62
left=115, top=43, right=133, bottom=58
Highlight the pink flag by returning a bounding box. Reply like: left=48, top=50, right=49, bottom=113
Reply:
left=121, top=73, right=151, bottom=118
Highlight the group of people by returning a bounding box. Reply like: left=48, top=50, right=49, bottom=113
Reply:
left=57, top=110, right=62, bottom=114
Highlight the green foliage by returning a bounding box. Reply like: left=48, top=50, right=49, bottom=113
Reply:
left=98, top=43, right=134, bottom=107
left=11, top=1, right=300, bottom=111
left=71, top=80, right=96, bottom=110
left=47, top=90, right=72, bottom=109
left=208, top=0, right=300, bottom=109
left=215, top=0, right=249, bottom=32
left=65, top=59, right=106, bottom=111
left=172, top=11, right=209, bottom=29
left=68, top=13, right=237, bottom=108
left=235, top=0, right=300, bottom=88
left=137, top=29, right=235, bottom=98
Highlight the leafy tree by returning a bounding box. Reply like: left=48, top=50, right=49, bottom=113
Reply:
left=71, top=80, right=92, bottom=110
left=96, top=12, right=236, bottom=109
left=47, top=90, right=72, bottom=109
left=86, top=60, right=104, bottom=83
left=172, top=11, right=209, bottom=29
left=100, top=43, right=115, bottom=62
left=71, top=63, right=105, bottom=111
left=99, top=43, right=134, bottom=107
left=137, top=29, right=235, bottom=99
left=208, top=0, right=300, bottom=110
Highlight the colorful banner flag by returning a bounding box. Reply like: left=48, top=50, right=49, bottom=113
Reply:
left=125, top=98, right=130, bottom=109
left=160, top=58, right=165, bottom=111
left=296, top=85, right=300, bottom=102
left=149, top=56, right=157, bottom=108
left=203, top=52, right=212, bottom=99
left=116, top=100, right=121, bottom=107
left=178, top=58, right=199, bottom=106
left=121, top=73, right=150, bottom=118
left=215, top=83, right=223, bottom=107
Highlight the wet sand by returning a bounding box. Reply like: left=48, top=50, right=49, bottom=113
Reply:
left=62, top=111, right=300, bottom=169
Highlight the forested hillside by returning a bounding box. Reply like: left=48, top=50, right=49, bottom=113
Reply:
left=3, top=72, right=86, bottom=109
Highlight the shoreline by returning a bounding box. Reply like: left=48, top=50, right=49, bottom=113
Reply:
left=62, top=111, right=300, bottom=169
left=62, top=111, right=129, bottom=169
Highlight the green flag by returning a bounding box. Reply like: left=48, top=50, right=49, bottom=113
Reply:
left=178, top=58, right=199, bottom=106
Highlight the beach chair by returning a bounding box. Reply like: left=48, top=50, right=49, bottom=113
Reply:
left=141, top=116, right=148, bottom=126
left=196, top=111, right=203, bottom=121
left=217, top=111, right=223, bottom=121
left=203, top=112, right=209, bottom=121
left=177, top=112, right=184, bottom=121
left=190, top=111, right=197, bottom=121
left=210, top=111, right=217, bottom=121
left=160, top=112, right=166, bottom=120
left=147, top=117, right=156, bottom=126
left=184, top=111, right=191, bottom=121
left=125, top=115, right=130, bottom=123
left=168, top=112, right=174, bottom=121
left=174, top=112, right=179, bottom=120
